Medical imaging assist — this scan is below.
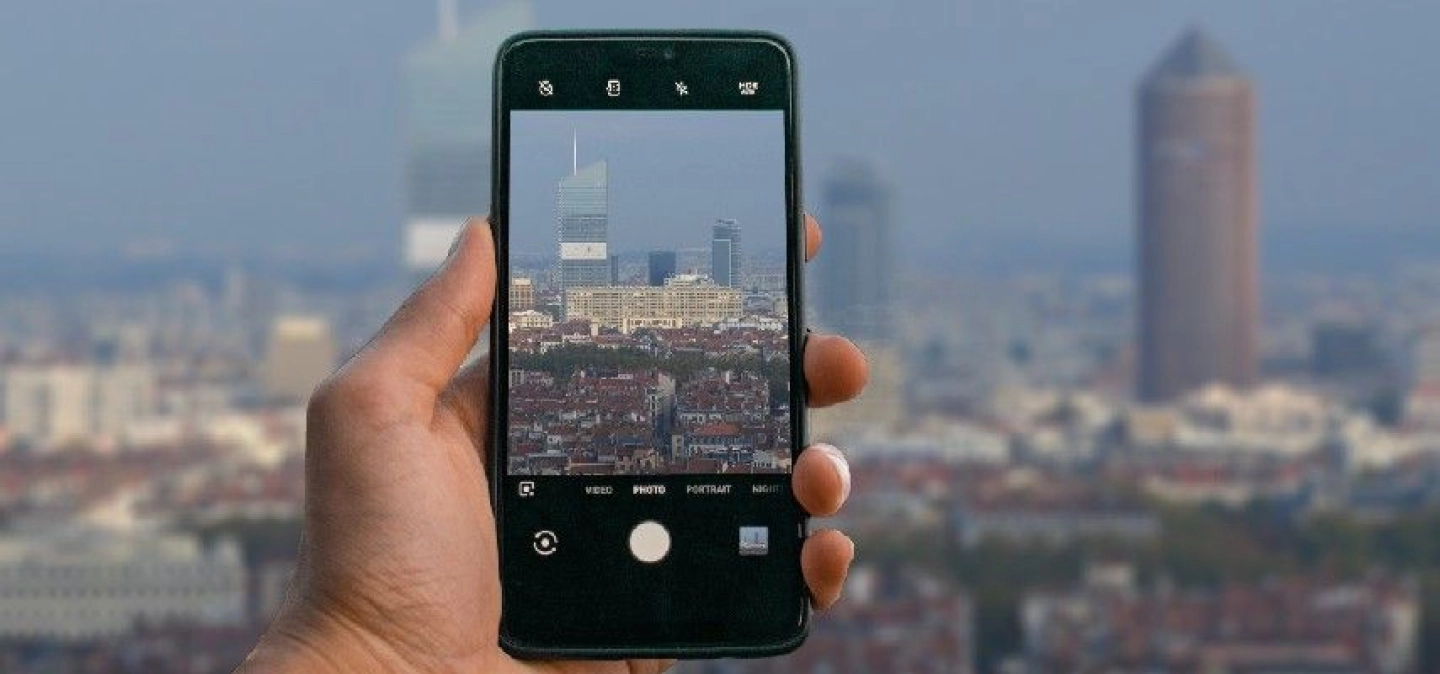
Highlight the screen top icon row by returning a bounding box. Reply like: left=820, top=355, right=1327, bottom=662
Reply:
left=535, top=79, right=758, bottom=97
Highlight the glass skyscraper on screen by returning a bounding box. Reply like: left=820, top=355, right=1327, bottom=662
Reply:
left=711, top=219, right=742, bottom=287
left=557, top=161, right=611, bottom=292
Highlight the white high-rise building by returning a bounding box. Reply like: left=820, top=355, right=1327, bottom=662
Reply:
left=0, top=363, right=157, bottom=449
left=0, top=531, right=246, bottom=639
left=261, top=315, right=337, bottom=404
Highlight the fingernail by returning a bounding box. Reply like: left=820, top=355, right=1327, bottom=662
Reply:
left=812, top=443, right=850, bottom=504
left=446, top=221, right=473, bottom=259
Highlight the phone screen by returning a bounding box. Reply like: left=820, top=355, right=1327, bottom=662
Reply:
left=491, top=34, right=807, bottom=657
left=507, top=109, right=789, bottom=474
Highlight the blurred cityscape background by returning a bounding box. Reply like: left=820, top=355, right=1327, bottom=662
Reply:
left=2, top=1, right=1438, bottom=672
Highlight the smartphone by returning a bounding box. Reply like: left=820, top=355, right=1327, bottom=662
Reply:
left=488, top=31, right=807, bottom=658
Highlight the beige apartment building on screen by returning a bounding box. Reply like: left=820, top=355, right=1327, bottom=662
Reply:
left=564, top=275, right=742, bottom=333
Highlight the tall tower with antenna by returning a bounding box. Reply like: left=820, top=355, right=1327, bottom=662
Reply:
left=437, top=0, right=460, bottom=41
left=556, top=145, right=610, bottom=298
left=402, top=1, right=534, bottom=282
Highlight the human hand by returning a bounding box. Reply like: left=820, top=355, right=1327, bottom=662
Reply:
left=238, top=215, right=868, bottom=674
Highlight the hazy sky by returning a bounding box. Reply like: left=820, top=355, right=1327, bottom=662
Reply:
left=1, top=0, right=1436, bottom=271
left=509, top=111, right=785, bottom=257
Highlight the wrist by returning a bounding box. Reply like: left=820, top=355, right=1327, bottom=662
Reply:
left=238, top=606, right=417, bottom=674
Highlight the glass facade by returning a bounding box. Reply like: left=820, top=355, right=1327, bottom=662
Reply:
left=557, top=161, right=611, bottom=290
left=814, top=160, right=892, bottom=342
left=711, top=219, right=742, bottom=287
left=648, top=251, right=677, bottom=286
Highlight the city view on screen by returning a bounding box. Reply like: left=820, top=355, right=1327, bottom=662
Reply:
left=505, top=110, right=791, bottom=476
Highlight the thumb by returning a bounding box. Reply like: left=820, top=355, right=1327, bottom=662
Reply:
left=358, top=218, right=496, bottom=396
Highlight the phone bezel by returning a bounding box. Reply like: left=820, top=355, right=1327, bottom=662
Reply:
left=488, top=30, right=809, bottom=659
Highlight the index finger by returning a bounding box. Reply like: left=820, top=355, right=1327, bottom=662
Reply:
left=353, top=219, right=496, bottom=399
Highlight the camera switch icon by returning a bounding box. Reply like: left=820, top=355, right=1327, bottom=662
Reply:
left=532, top=530, right=558, bottom=556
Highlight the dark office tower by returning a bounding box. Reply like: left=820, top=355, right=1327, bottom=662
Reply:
left=1311, top=319, right=1382, bottom=378
left=815, top=159, right=892, bottom=342
left=648, top=251, right=677, bottom=286
left=711, top=219, right=742, bottom=287
left=609, top=254, right=620, bottom=285
left=557, top=160, right=610, bottom=291
left=1137, top=27, right=1259, bottom=402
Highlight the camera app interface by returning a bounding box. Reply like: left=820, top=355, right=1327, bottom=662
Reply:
left=506, top=110, right=791, bottom=477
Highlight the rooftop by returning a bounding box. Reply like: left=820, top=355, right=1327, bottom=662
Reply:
left=1144, top=26, right=1245, bottom=83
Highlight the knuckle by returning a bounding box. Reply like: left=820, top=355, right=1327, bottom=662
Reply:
left=305, top=374, right=349, bottom=422
left=306, top=369, right=391, bottom=424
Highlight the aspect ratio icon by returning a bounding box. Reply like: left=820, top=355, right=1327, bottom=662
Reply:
left=532, top=530, right=558, bottom=556
left=537, top=80, right=554, bottom=96
left=606, top=79, right=621, bottom=97
left=518, top=481, right=536, bottom=497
